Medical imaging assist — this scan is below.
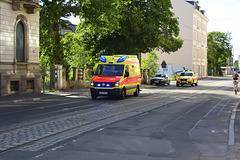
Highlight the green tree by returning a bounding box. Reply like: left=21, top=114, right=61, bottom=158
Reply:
left=234, top=60, right=239, bottom=70
left=39, top=0, right=80, bottom=66
left=207, top=31, right=232, bottom=76
left=78, top=0, right=183, bottom=57
left=61, top=32, right=95, bottom=79
left=62, top=32, right=90, bottom=69
left=141, top=51, right=159, bottom=76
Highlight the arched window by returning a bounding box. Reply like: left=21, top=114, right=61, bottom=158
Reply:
left=16, top=21, right=25, bottom=62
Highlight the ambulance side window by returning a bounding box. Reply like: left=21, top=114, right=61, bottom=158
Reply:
left=125, top=65, right=129, bottom=77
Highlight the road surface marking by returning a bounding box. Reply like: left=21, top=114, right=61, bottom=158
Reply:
left=228, top=103, right=238, bottom=145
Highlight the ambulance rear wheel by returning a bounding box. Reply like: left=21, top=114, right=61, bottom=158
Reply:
left=91, top=93, right=97, bottom=100
left=134, top=86, right=140, bottom=96
left=120, top=88, right=126, bottom=99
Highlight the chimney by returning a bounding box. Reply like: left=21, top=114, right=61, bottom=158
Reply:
left=194, top=1, right=200, bottom=11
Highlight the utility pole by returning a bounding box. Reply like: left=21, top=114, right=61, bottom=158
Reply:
left=227, top=58, right=229, bottom=75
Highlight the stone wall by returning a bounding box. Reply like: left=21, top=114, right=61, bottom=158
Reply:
left=0, top=0, right=40, bottom=64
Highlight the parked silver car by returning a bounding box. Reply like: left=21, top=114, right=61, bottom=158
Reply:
left=150, top=74, right=170, bottom=86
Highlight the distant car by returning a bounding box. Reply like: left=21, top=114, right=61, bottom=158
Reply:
left=176, top=71, right=198, bottom=87
left=150, top=74, right=170, bottom=86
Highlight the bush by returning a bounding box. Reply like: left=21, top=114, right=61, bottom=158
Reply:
left=171, top=74, right=179, bottom=81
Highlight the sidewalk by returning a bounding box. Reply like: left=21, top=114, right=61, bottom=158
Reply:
left=0, top=88, right=90, bottom=105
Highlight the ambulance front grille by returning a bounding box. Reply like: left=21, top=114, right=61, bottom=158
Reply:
left=94, top=82, right=116, bottom=87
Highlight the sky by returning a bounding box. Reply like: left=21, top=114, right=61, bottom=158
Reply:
left=69, top=0, right=240, bottom=60
left=199, top=0, right=240, bottom=60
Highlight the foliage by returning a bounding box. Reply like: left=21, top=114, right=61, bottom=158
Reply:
left=171, top=74, right=179, bottom=81
left=62, top=33, right=90, bottom=68
left=61, top=32, right=94, bottom=79
left=207, top=31, right=232, bottom=76
left=39, top=0, right=184, bottom=82
left=141, top=51, right=159, bottom=76
left=234, top=60, right=239, bottom=70
left=78, top=0, right=183, bottom=56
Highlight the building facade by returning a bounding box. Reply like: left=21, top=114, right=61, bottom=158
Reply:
left=192, top=1, right=208, bottom=78
left=142, top=0, right=208, bottom=78
left=0, top=0, right=41, bottom=96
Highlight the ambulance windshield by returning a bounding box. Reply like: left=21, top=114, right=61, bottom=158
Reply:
left=95, top=64, right=124, bottom=76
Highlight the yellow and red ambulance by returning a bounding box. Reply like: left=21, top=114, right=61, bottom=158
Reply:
left=90, top=55, right=141, bottom=100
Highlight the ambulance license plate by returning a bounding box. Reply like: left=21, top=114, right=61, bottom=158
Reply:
left=99, top=92, right=108, bottom=95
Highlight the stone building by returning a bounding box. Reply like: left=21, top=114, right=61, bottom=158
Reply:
left=0, top=0, right=41, bottom=96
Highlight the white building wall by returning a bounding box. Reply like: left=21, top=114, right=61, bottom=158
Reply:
left=193, top=10, right=208, bottom=77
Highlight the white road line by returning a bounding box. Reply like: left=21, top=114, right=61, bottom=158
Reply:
left=204, top=97, right=227, bottom=118
left=188, top=97, right=229, bottom=138
left=217, top=99, right=230, bottom=116
left=164, top=100, right=207, bottom=129
left=96, top=128, right=104, bottom=132
left=228, top=103, right=238, bottom=145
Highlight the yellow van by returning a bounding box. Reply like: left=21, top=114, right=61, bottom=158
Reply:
left=90, top=55, right=141, bottom=100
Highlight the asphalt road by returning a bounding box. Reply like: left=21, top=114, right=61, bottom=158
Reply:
left=0, top=76, right=240, bottom=160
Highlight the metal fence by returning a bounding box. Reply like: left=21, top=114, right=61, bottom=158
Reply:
left=40, top=66, right=57, bottom=93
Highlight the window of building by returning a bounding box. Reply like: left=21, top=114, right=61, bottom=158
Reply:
left=11, top=81, right=19, bottom=91
left=16, top=21, right=25, bottom=62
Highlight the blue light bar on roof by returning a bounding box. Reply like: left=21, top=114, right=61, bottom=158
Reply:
left=117, top=56, right=127, bottom=63
left=100, top=56, right=107, bottom=62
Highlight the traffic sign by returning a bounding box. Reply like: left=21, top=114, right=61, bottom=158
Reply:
left=161, top=60, right=167, bottom=68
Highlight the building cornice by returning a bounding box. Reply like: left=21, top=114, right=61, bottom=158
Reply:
left=12, top=0, right=41, bottom=14
left=194, top=9, right=209, bottom=22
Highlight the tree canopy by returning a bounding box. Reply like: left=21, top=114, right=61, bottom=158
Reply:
left=39, top=0, right=183, bottom=79
left=234, top=60, right=239, bottom=70
left=141, top=51, right=159, bottom=76
left=78, top=0, right=183, bottom=56
left=207, top=31, right=232, bottom=76
left=39, top=0, right=80, bottom=66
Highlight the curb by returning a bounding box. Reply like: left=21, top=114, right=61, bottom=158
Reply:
left=0, top=89, right=91, bottom=105
left=0, top=94, right=69, bottom=105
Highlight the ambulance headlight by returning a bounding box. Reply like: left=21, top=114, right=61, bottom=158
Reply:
left=115, top=80, right=120, bottom=87
left=90, top=80, right=94, bottom=86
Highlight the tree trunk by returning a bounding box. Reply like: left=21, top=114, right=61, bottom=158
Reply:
left=52, top=21, right=62, bottom=65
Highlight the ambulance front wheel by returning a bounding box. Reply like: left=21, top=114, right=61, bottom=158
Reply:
left=120, top=88, right=126, bottom=99
left=134, top=86, right=140, bottom=96
left=91, top=93, right=98, bottom=100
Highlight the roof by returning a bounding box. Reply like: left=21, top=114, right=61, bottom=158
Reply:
left=186, top=0, right=206, bottom=16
